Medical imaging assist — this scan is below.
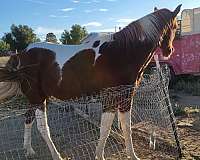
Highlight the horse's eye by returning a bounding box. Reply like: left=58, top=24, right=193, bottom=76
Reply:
left=92, top=40, right=100, bottom=48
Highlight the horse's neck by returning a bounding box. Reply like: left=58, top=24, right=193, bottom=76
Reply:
left=138, top=15, right=164, bottom=45
left=135, top=14, right=168, bottom=59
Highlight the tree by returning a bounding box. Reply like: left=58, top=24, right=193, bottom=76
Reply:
left=0, top=40, right=10, bottom=53
left=60, top=24, right=88, bottom=44
left=60, top=30, right=71, bottom=44
left=2, top=24, right=40, bottom=51
left=46, top=32, right=58, bottom=43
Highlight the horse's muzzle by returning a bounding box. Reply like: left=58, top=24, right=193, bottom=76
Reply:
left=163, top=47, right=174, bottom=58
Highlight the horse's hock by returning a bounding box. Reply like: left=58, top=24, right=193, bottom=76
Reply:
left=0, top=66, right=181, bottom=160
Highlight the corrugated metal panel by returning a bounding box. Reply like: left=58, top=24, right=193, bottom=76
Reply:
left=181, top=7, right=200, bottom=35
left=194, top=8, right=200, bottom=33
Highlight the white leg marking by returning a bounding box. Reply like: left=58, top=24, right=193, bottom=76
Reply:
left=149, top=128, right=156, bottom=150
left=24, top=121, right=36, bottom=156
left=35, top=109, right=64, bottom=160
left=96, top=112, right=115, bottom=160
left=119, top=110, right=140, bottom=160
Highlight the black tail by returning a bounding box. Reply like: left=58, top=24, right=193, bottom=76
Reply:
left=0, top=63, right=39, bottom=82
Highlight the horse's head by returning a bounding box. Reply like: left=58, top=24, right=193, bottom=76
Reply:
left=159, top=4, right=181, bottom=58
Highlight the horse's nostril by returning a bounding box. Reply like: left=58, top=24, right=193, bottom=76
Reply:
left=168, top=47, right=174, bottom=53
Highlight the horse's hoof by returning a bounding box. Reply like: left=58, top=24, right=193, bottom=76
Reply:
left=25, top=147, right=36, bottom=157
left=62, top=156, right=71, bottom=160
left=55, top=156, right=66, bottom=160
left=127, top=155, right=140, bottom=160
left=127, top=157, right=140, bottom=160
left=53, top=154, right=69, bottom=160
left=95, top=155, right=105, bottom=160
left=149, top=141, right=156, bottom=150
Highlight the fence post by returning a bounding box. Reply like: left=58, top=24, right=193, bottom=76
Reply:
left=154, top=55, right=182, bottom=158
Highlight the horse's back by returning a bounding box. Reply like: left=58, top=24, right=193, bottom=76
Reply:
left=26, top=32, right=113, bottom=68
left=27, top=42, right=84, bottom=68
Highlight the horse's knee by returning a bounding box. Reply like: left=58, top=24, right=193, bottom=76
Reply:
left=35, top=109, right=49, bottom=135
left=122, top=123, right=131, bottom=134
left=25, top=109, right=35, bottom=124
left=119, top=111, right=132, bottom=136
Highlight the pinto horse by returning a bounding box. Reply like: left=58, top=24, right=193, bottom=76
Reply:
left=0, top=5, right=181, bottom=160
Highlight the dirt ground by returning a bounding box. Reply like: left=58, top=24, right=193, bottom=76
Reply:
left=110, top=92, right=200, bottom=160
left=171, top=92, right=200, bottom=160
left=177, top=116, right=200, bottom=160
left=0, top=93, right=199, bottom=160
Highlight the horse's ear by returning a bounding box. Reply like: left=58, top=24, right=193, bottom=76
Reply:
left=154, top=7, right=158, bottom=12
left=173, top=4, right=182, bottom=17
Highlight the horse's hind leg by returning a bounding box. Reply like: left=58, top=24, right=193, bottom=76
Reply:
left=24, top=108, right=36, bottom=156
left=119, top=110, right=140, bottom=160
left=149, top=128, right=156, bottom=150
left=96, top=112, right=115, bottom=160
left=35, top=102, right=64, bottom=160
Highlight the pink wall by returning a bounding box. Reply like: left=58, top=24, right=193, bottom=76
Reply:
left=155, top=33, right=200, bottom=75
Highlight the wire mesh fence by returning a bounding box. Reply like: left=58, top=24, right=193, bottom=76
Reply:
left=0, top=66, right=181, bottom=160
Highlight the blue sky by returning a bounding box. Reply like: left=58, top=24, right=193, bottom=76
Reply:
left=1, top=0, right=200, bottom=40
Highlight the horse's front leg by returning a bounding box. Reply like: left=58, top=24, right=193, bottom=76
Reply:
left=24, top=108, right=36, bottom=156
left=119, top=110, right=140, bottom=160
left=35, top=102, right=65, bottom=160
left=96, top=112, right=116, bottom=160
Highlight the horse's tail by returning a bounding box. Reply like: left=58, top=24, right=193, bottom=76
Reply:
left=0, top=82, right=21, bottom=101
left=0, top=55, right=22, bottom=101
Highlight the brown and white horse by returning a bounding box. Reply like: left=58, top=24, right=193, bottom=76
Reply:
left=0, top=5, right=181, bottom=160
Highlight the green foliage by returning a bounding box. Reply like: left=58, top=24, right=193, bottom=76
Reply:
left=0, top=40, right=10, bottom=53
left=60, top=24, right=88, bottom=44
left=60, top=30, right=71, bottom=44
left=2, top=24, right=40, bottom=51
left=173, top=107, right=187, bottom=117
left=46, top=32, right=58, bottom=43
left=173, top=105, right=199, bottom=117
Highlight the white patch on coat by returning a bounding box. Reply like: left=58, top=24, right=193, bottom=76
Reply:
left=27, top=32, right=113, bottom=69
left=24, top=121, right=36, bottom=156
left=35, top=109, right=63, bottom=160
left=96, top=112, right=115, bottom=160
left=119, top=110, right=140, bottom=160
